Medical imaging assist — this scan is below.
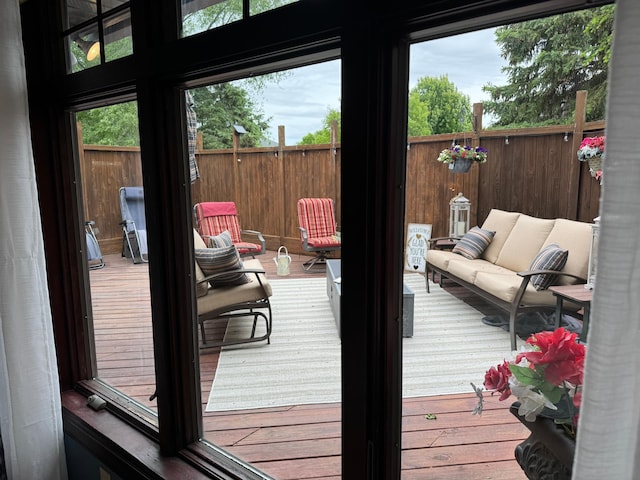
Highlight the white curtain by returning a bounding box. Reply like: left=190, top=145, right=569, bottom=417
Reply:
left=573, top=0, right=640, bottom=478
left=0, top=1, right=67, bottom=479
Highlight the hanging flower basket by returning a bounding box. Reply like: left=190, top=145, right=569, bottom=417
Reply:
left=577, top=136, right=605, bottom=183
left=587, top=157, right=602, bottom=177
left=437, top=144, right=488, bottom=174
left=451, top=157, right=473, bottom=173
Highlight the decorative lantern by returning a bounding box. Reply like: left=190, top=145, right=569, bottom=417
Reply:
left=449, top=192, right=470, bottom=238
left=585, top=216, right=600, bottom=290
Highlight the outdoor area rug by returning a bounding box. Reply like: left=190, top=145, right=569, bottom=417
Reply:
left=205, top=273, right=521, bottom=412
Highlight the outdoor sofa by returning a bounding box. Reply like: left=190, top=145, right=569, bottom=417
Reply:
left=426, top=209, right=593, bottom=349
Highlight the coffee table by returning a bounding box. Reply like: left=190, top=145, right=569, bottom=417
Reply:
left=326, top=259, right=414, bottom=338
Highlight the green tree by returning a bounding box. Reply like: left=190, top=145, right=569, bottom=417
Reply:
left=298, top=76, right=472, bottom=145
left=183, top=0, right=295, bottom=36
left=483, top=5, right=615, bottom=127
left=407, top=90, right=431, bottom=137
left=77, top=101, right=139, bottom=146
left=299, top=107, right=341, bottom=145
left=409, top=76, right=472, bottom=135
left=191, top=83, right=271, bottom=149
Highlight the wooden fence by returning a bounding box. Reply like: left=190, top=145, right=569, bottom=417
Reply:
left=80, top=92, right=603, bottom=256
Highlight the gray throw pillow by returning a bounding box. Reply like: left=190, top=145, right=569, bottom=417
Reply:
left=206, top=230, right=233, bottom=248
left=529, top=243, right=569, bottom=291
left=194, top=245, right=249, bottom=288
left=452, top=226, right=496, bottom=260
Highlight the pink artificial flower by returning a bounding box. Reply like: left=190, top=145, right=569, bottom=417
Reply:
left=483, top=360, right=513, bottom=401
left=516, top=328, right=585, bottom=386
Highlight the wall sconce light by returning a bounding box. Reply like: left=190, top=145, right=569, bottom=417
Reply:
left=564, top=133, right=569, bottom=142
left=505, top=136, right=510, bottom=145
left=75, top=37, right=100, bottom=61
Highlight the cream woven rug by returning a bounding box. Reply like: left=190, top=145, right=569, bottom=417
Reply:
left=205, top=273, right=520, bottom=412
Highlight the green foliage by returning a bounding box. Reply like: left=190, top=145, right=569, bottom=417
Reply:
left=77, top=101, right=139, bottom=146
left=191, top=83, right=271, bottom=149
left=483, top=5, right=615, bottom=127
left=299, top=76, right=471, bottom=144
left=407, top=91, right=431, bottom=137
left=299, top=107, right=340, bottom=145
left=408, top=76, right=472, bottom=135
left=183, top=0, right=295, bottom=36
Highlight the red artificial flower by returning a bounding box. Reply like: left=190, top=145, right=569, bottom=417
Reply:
left=484, top=360, right=512, bottom=401
left=579, top=136, right=606, bottom=151
left=516, top=328, right=585, bottom=386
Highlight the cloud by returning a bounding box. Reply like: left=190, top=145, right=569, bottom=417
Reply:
left=258, top=61, right=341, bottom=145
left=258, top=28, right=507, bottom=144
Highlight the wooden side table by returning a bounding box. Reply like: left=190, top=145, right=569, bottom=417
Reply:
left=548, top=284, right=593, bottom=342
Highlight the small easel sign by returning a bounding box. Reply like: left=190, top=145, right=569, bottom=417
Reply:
left=405, top=223, right=432, bottom=273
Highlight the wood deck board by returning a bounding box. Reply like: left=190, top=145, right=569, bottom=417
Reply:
left=89, top=251, right=528, bottom=479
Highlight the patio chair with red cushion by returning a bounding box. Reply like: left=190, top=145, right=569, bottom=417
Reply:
left=297, top=197, right=341, bottom=272
left=193, top=201, right=266, bottom=258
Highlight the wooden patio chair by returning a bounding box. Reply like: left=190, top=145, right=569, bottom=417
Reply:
left=297, top=197, right=341, bottom=272
left=193, top=201, right=266, bottom=258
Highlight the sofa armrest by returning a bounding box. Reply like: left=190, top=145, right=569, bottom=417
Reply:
left=428, top=236, right=461, bottom=250
left=517, top=270, right=585, bottom=282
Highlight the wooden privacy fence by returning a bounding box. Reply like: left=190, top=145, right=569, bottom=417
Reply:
left=80, top=93, right=602, bottom=256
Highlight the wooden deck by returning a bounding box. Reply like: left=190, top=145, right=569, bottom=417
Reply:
left=89, top=251, right=529, bottom=479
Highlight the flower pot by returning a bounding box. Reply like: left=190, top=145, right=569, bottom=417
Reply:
left=450, top=157, right=473, bottom=173
left=587, top=156, right=602, bottom=178
left=510, top=404, right=575, bottom=480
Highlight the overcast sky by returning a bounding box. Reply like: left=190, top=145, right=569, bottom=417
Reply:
left=256, top=28, right=508, bottom=145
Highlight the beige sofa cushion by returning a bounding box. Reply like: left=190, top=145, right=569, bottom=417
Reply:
left=543, top=218, right=592, bottom=284
left=426, top=249, right=458, bottom=271
left=494, top=215, right=556, bottom=272
left=473, top=271, right=560, bottom=307
left=193, top=229, right=209, bottom=297
left=446, top=258, right=512, bottom=284
left=480, top=209, right=521, bottom=263
left=197, top=258, right=272, bottom=315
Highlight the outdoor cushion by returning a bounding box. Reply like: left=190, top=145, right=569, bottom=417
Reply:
left=480, top=209, right=521, bottom=263
left=452, top=226, right=496, bottom=260
left=196, top=259, right=272, bottom=313
left=195, top=245, right=250, bottom=288
left=494, top=215, right=555, bottom=272
left=473, top=271, right=558, bottom=307
left=446, top=258, right=512, bottom=284
left=425, top=249, right=457, bottom=271
left=529, top=243, right=569, bottom=291
left=193, top=229, right=210, bottom=297
left=543, top=218, right=592, bottom=284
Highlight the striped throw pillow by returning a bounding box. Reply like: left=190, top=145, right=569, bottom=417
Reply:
left=529, top=243, right=569, bottom=291
left=452, top=226, right=496, bottom=260
left=194, top=246, right=249, bottom=288
left=206, top=230, right=233, bottom=248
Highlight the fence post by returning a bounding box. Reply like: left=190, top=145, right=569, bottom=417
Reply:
left=470, top=103, right=483, bottom=226
left=278, top=125, right=286, bottom=245
left=568, top=90, right=588, bottom=219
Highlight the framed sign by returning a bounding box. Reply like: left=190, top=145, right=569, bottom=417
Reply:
left=405, top=223, right=432, bottom=273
